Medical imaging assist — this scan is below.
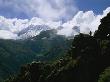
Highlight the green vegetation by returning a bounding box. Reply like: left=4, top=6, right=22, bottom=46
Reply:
left=98, top=67, right=110, bottom=82
left=0, top=29, right=71, bottom=81
left=2, top=12, right=110, bottom=82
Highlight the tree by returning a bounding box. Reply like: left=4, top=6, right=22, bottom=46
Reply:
left=94, top=13, right=110, bottom=40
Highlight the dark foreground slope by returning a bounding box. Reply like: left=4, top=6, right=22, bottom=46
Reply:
left=0, top=30, right=72, bottom=81
left=4, top=12, right=110, bottom=82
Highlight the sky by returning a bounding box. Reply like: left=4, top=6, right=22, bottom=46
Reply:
left=0, top=0, right=78, bottom=21
left=0, top=0, right=109, bottom=20
left=76, top=0, right=110, bottom=14
left=0, top=0, right=110, bottom=39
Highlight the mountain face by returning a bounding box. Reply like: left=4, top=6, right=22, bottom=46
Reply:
left=18, top=25, right=51, bottom=39
left=17, top=24, right=80, bottom=39
left=0, top=29, right=72, bottom=81
left=4, top=13, right=110, bottom=82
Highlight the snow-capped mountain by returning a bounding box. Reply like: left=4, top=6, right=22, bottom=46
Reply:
left=17, top=25, right=51, bottom=39
left=16, top=24, right=81, bottom=39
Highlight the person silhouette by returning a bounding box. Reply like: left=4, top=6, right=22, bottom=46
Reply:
left=89, top=31, right=92, bottom=36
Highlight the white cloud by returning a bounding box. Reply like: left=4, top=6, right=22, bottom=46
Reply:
left=36, top=0, right=78, bottom=21
left=58, top=7, right=110, bottom=36
left=0, top=0, right=78, bottom=21
left=0, top=7, right=110, bottom=39
left=0, top=30, right=17, bottom=39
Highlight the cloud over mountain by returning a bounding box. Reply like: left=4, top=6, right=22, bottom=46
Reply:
left=0, top=7, right=110, bottom=39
